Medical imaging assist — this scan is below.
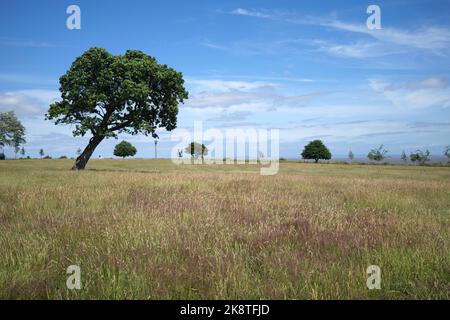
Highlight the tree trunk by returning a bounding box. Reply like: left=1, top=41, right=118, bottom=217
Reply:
left=72, top=135, right=104, bottom=170
left=315, top=159, right=319, bottom=163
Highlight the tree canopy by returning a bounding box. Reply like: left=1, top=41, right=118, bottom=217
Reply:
left=401, top=150, right=407, bottom=163
left=301, top=140, right=331, bottom=163
left=114, top=140, right=137, bottom=158
left=348, top=150, right=354, bottom=162
left=46, top=47, right=188, bottom=170
left=0, top=111, right=26, bottom=149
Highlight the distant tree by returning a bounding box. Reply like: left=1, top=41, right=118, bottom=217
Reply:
left=301, top=140, right=332, bottom=163
left=0, top=153, right=5, bottom=160
left=76, top=148, right=82, bottom=157
left=114, top=140, right=137, bottom=158
left=20, top=147, right=26, bottom=157
left=177, top=149, right=183, bottom=158
left=0, top=111, right=26, bottom=154
left=445, top=146, right=450, bottom=160
left=367, top=145, right=388, bottom=162
left=185, top=142, right=208, bottom=162
left=348, top=150, right=354, bottom=163
left=14, top=145, right=20, bottom=159
left=410, top=149, right=430, bottom=165
left=45, top=48, right=188, bottom=170
left=39, top=149, right=44, bottom=159
left=400, top=150, right=407, bottom=164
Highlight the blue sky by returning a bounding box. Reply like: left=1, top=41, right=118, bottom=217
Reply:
left=1, top=0, right=450, bottom=159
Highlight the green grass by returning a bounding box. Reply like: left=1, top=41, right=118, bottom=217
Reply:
left=0, top=159, right=449, bottom=299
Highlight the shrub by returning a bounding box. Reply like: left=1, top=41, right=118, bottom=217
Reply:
left=0, top=153, right=5, bottom=160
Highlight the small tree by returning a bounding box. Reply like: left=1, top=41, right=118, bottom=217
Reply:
left=114, top=140, right=137, bottom=158
left=367, top=145, right=388, bottom=162
left=410, top=149, right=430, bottom=165
left=177, top=149, right=183, bottom=158
left=39, top=149, right=44, bottom=159
left=14, top=145, right=20, bottom=159
left=400, top=150, right=407, bottom=164
left=301, top=140, right=331, bottom=163
left=445, top=146, right=450, bottom=160
left=185, top=142, right=208, bottom=162
left=258, top=151, right=265, bottom=162
left=348, top=150, right=354, bottom=163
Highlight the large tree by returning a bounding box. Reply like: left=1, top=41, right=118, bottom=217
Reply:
left=46, top=48, right=188, bottom=170
left=0, top=111, right=26, bottom=154
left=301, top=140, right=332, bottom=163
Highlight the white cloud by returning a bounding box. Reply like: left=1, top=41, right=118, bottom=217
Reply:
left=230, top=8, right=450, bottom=53
left=185, top=79, right=329, bottom=110
left=187, top=79, right=273, bottom=93
left=369, top=77, right=450, bottom=109
left=328, top=21, right=450, bottom=51
left=231, top=8, right=270, bottom=19
left=0, top=39, right=55, bottom=48
left=0, top=90, right=60, bottom=118
left=314, top=40, right=405, bottom=58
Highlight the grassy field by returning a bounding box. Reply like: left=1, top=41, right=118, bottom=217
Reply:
left=0, top=158, right=449, bottom=299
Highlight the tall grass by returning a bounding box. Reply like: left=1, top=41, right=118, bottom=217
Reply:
left=0, top=159, right=449, bottom=299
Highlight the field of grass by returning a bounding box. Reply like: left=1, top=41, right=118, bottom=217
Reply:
left=0, top=158, right=449, bottom=299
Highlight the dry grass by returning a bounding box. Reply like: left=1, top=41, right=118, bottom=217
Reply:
left=0, top=159, right=449, bottom=299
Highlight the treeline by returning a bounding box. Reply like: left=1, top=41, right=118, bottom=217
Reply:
left=300, top=140, right=450, bottom=164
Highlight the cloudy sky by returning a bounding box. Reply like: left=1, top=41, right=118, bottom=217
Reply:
left=1, top=0, right=449, bottom=159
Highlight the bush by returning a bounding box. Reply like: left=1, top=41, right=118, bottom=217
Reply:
left=43, top=155, right=52, bottom=159
left=0, top=153, right=5, bottom=160
left=59, top=156, right=68, bottom=159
